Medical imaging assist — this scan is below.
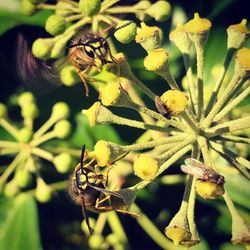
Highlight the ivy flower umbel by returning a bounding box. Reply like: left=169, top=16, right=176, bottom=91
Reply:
left=0, top=92, right=72, bottom=202
left=82, top=13, right=250, bottom=248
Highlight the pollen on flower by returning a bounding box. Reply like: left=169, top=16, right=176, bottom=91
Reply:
left=195, top=180, right=225, bottom=199
left=144, top=48, right=168, bottom=71
left=161, top=90, right=188, bottom=114
left=99, top=81, right=121, bottom=106
left=133, top=154, right=159, bottom=181
left=184, top=13, right=211, bottom=33
left=82, top=102, right=101, bottom=127
left=165, top=226, right=191, bottom=246
left=228, top=19, right=249, bottom=34
left=94, top=140, right=111, bottom=167
left=236, top=48, right=250, bottom=71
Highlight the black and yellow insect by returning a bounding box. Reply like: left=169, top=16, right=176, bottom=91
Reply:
left=68, top=145, right=135, bottom=234
left=68, top=22, right=132, bottom=96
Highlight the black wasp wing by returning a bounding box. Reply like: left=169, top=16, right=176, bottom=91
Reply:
left=16, top=33, right=62, bottom=94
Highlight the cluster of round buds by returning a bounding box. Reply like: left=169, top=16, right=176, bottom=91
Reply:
left=0, top=92, right=73, bottom=202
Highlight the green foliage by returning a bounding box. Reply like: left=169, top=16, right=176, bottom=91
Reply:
left=0, top=195, right=42, bottom=250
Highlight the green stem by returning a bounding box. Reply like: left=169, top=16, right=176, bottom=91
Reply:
left=101, top=0, right=120, bottom=12
left=219, top=135, right=250, bottom=144
left=60, top=0, right=79, bottom=8
left=183, top=53, right=196, bottom=114
left=195, top=43, right=205, bottom=121
left=205, top=116, right=250, bottom=137
left=0, top=152, right=24, bottom=189
left=31, top=131, right=57, bottom=147
left=122, top=134, right=187, bottom=152
left=31, top=147, right=54, bottom=162
left=202, top=67, right=246, bottom=128
left=0, top=118, right=20, bottom=140
left=94, top=213, right=108, bottom=234
left=181, top=111, right=199, bottom=133
left=106, top=6, right=138, bottom=14
left=213, top=84, right=250, bottom=122
left=157, top=136, right=195, bottom=164
left=107, top=211, right=129, bottom=248
left=209, top=141, right=250, bottom=179
left=132, top=204, right=176, bottom=250
left=0, top=140, right=20, bottom=148
left=38, top=3, right=57, bottom=10
left=197, top=136, right=214, bottom=167
left=65, top=14, right=84, bottom=22
left=205, top=48, right=235, bottom=115
left=33, top=116, right=56, bottom=139
left=159, top=68, right=180, bottom=90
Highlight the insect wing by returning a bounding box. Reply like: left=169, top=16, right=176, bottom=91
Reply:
left=180, top=164, right=207, bottom=179
left=185, top=158, right=207, bottom=169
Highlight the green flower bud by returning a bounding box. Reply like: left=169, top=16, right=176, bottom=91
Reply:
left=106, top=233, right=120, bottom=246
left=146, top=1, right=171, bottom=22
left=134, top=1, right=151, bottom=21
left=52, top=102, right=70, bottom=120
left=45, top=15, right=66, bottom=36
left=60, top=65, right=79, bottom=86
left=114, top=21, right=137, bottom=44
left=136, top=23, right=162, bottom=51
left=53, top=153, right=72, bottom=173
left=21, top=0, right=38, bottom=16
left=55, top=2, right=72, bottom=17
left=79, top=0, right=101, bottom=17
left=14, top=170, right=32, bottom=188
left=21, top=103, right=39, bottom=119
left=4, top=181, right=19, bottom=197
left=32, top=38, right=54, bottom=59
left=0, top=103, right=7, bottom=118
left=81, top=217, right=96, bottom=234
left=17, top=127, right=33, bottom=143
left=18, top=92, right=35, bottom=107
left=54, top=120, right=71, bottom=138
left=88, top=234, right=104, bottom=250
left=35, top=178, right=52, bottom=203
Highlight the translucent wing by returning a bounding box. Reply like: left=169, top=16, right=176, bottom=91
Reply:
left=185, top=158, right=208, bottom=169
left=180, top=164, right=207, bottom=179
left=16, top=33, right=62, bottom=94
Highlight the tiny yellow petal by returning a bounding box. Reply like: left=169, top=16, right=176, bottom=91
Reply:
left=144, top=48, right=168, bottom=71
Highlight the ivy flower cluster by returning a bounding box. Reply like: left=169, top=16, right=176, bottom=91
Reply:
left=0, top=92, right=72, bottom=202
left=4, top=0, right=249, bottom=249
left=81, top=14, right=250, bottom=248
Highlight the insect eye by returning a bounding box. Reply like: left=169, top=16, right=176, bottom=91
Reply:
left=84, top=46, right=95, bottom=58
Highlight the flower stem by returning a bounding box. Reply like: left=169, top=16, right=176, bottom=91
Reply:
left=132, top=204, right=176, bottom=250
left=219, top=135, right=250, bottom=144
left=197, top=136, right=214, bottom=167
left=31, top=131, right=57, bottom=147
left=31, top=147, right=54, bottom=162
left=101, top=0, right=120, bottom=12
left=205, top=48, right=235, bottom=115
left=0, top=118, right=20, bottom=140
left=107, top=211, right=129, bottom=249
left=65, top=14, right=84, bottom=22
left=205, top=116, right=250, bottom=137
left=213, top=84, right=250, bottom=122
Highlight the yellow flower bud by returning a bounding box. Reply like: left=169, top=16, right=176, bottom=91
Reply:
left=165, top=226, right=191, bottom=246
left=4, top=181, right=19, bottom=197
left=18, top=92, right=35, bottom=107
left=160, top=90, right=188, bottom=115
left=17, top=127, right=33, bottom=143
left=88, top=234, right=105, bottom=250
left=81, top=217, right=96, bottom=234
left=99, top=81, right=132, bottom=107
left=82, top=102, right=113, bottom=127
left=93, top=140, right=127, bottom=166
left=114, top=21, right=137, bottom=44
left=144, top=48, right=168, bottom=72
left=227, top=19, right=250, bottom=49
left=136, top=23, right=162, bottom=51
left=45, top=15, right=66, bottom=36
left=21, top=0, right=38, bottom=16
left=79, top=0, right=101, bottom=17
left=21, top=103, right=39, bottom=119
left=53, top=153, right=72, bottom=173
left=32, top=38, right=54, bottom=59
left=52, top=102, right=70, bottom=120
left=35, top=178, right=52, bottom=203
left=55, top=1, right=72, bottom=17
left=133, top=154, right=159, bottom=181
left=195, top=180, right=224, bottom=199
left=14, top=169, right=32, bottom=188
left=169, top=24, right=191, bottom=54
left=236, top=48, right=250, bottom=72
left=54, top=120, right=71, bottom=138
left=146, top=1, right=171, bottom=22
left=184, top=13, right=211, bottom=47
left=185, top=13, right=211, bottom=33
left=60, top=65, right=79, bottom=86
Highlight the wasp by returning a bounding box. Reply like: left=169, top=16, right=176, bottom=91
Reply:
left=154, top=96, right=172, bottom=119
left=68, top=145, right=135, bottom=234
left=180, top=158, right=225, bottom=185
left=68, top=22, right=132, bottom=96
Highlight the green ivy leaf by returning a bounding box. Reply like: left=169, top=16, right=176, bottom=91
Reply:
left=0, top=194, right=42, bottom=250
left=71, top=114, right=122, bottom=150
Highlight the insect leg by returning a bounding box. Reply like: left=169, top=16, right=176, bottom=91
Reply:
left=81, top=201, right=94, bottom=235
